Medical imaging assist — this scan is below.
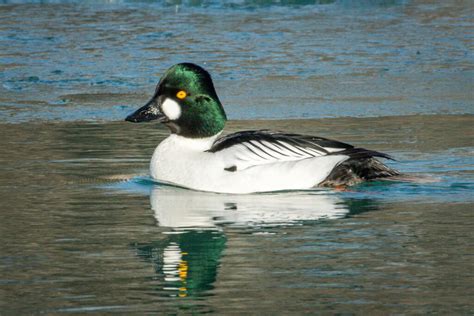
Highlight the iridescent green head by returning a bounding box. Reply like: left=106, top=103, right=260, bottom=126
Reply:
left=126, top=63, right=227, bottom=138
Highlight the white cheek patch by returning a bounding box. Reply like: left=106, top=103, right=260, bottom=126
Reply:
left=161, top=98, right=182, bottom=120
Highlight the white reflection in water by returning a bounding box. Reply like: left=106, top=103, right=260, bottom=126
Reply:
left=135, top=185, right=351, bottom=298
left=162, top=243, right=183, bottom=283
left=150, top=185, right=349, bottom=229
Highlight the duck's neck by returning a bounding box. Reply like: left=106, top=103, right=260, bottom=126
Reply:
left=165, top=133, right=221, bottom=152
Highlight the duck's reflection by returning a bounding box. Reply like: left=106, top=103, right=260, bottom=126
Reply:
left=150, top=185, right=349, bottom=229
left=135, top=229, right=226, bottom=298
left=133, top=184, right=374, bottom=298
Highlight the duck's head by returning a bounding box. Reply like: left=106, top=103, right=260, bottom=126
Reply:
left=126, top=63, right=227, bottom=138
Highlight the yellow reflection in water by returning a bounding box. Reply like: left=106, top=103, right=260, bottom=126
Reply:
left=178, top=254, right=189, bottom=298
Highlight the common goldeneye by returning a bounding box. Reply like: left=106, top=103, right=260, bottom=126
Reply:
left=126, top=63, right=399, bottom=193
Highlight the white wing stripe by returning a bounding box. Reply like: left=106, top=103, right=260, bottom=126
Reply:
left=262, top=141, right=302, bottom=158
left=212, top=130, right=356, bottom=172
left=248, top=141, right=282, bottom=159
left=260, top=140, right=294, bottom=157
left=286, top=141, right=321, bottom=157
left=276, top=140, right=312, bottom=157
left=235, top=144, right=266, bottom=161
left=250, top=140, right=289, bottom=159
left=303, top=147, right=326, bottom=156
left=246, top=142, right=278, bottom=160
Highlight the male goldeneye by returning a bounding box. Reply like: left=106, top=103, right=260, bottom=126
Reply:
left=126, top=63, right=399, bottom=194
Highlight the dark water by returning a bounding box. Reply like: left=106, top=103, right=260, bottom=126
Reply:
left=1, top=0, right=473, bottom=314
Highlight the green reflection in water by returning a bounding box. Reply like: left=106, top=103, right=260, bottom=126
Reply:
left=134, top=230, right=226, bottom=298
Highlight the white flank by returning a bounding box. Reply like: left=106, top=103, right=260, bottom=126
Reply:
left=161, top=98, right=181, bottom=120
left=150, top=133, right=350, bottom=193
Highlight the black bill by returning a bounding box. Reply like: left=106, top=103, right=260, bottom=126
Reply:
left=125, top=97, right=167, bottom=123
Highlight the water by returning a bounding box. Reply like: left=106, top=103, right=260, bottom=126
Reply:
left=1, top=0, right=472, bottom=121
left=1, top=0, right=473, bottom=314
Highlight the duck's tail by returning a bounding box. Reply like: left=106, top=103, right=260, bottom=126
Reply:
left=319, top=156, right=399, bottom=187
left=318, top=146, right=441, bottom=187
left=319, top=147, right=440, bottom=187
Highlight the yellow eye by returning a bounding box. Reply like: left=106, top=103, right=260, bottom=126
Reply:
left=176, top=90, right=187, bottom=99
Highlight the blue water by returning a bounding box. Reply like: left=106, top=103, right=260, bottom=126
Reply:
left=1, top=0, right=472, bottom=122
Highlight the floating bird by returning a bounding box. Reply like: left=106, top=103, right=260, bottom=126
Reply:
left=126, top=63, right=399, bottom=193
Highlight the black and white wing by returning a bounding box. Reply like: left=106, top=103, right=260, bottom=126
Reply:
left=208, top=130, right=392, bottom=172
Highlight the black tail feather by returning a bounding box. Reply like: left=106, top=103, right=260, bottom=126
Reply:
left=320, top=148, right=400, bottom=187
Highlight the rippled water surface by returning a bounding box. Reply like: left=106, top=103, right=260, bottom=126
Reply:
left=1, top=0, right=473, bottom=314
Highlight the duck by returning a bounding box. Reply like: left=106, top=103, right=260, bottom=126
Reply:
left=125, top=63, right=400, bottom=194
